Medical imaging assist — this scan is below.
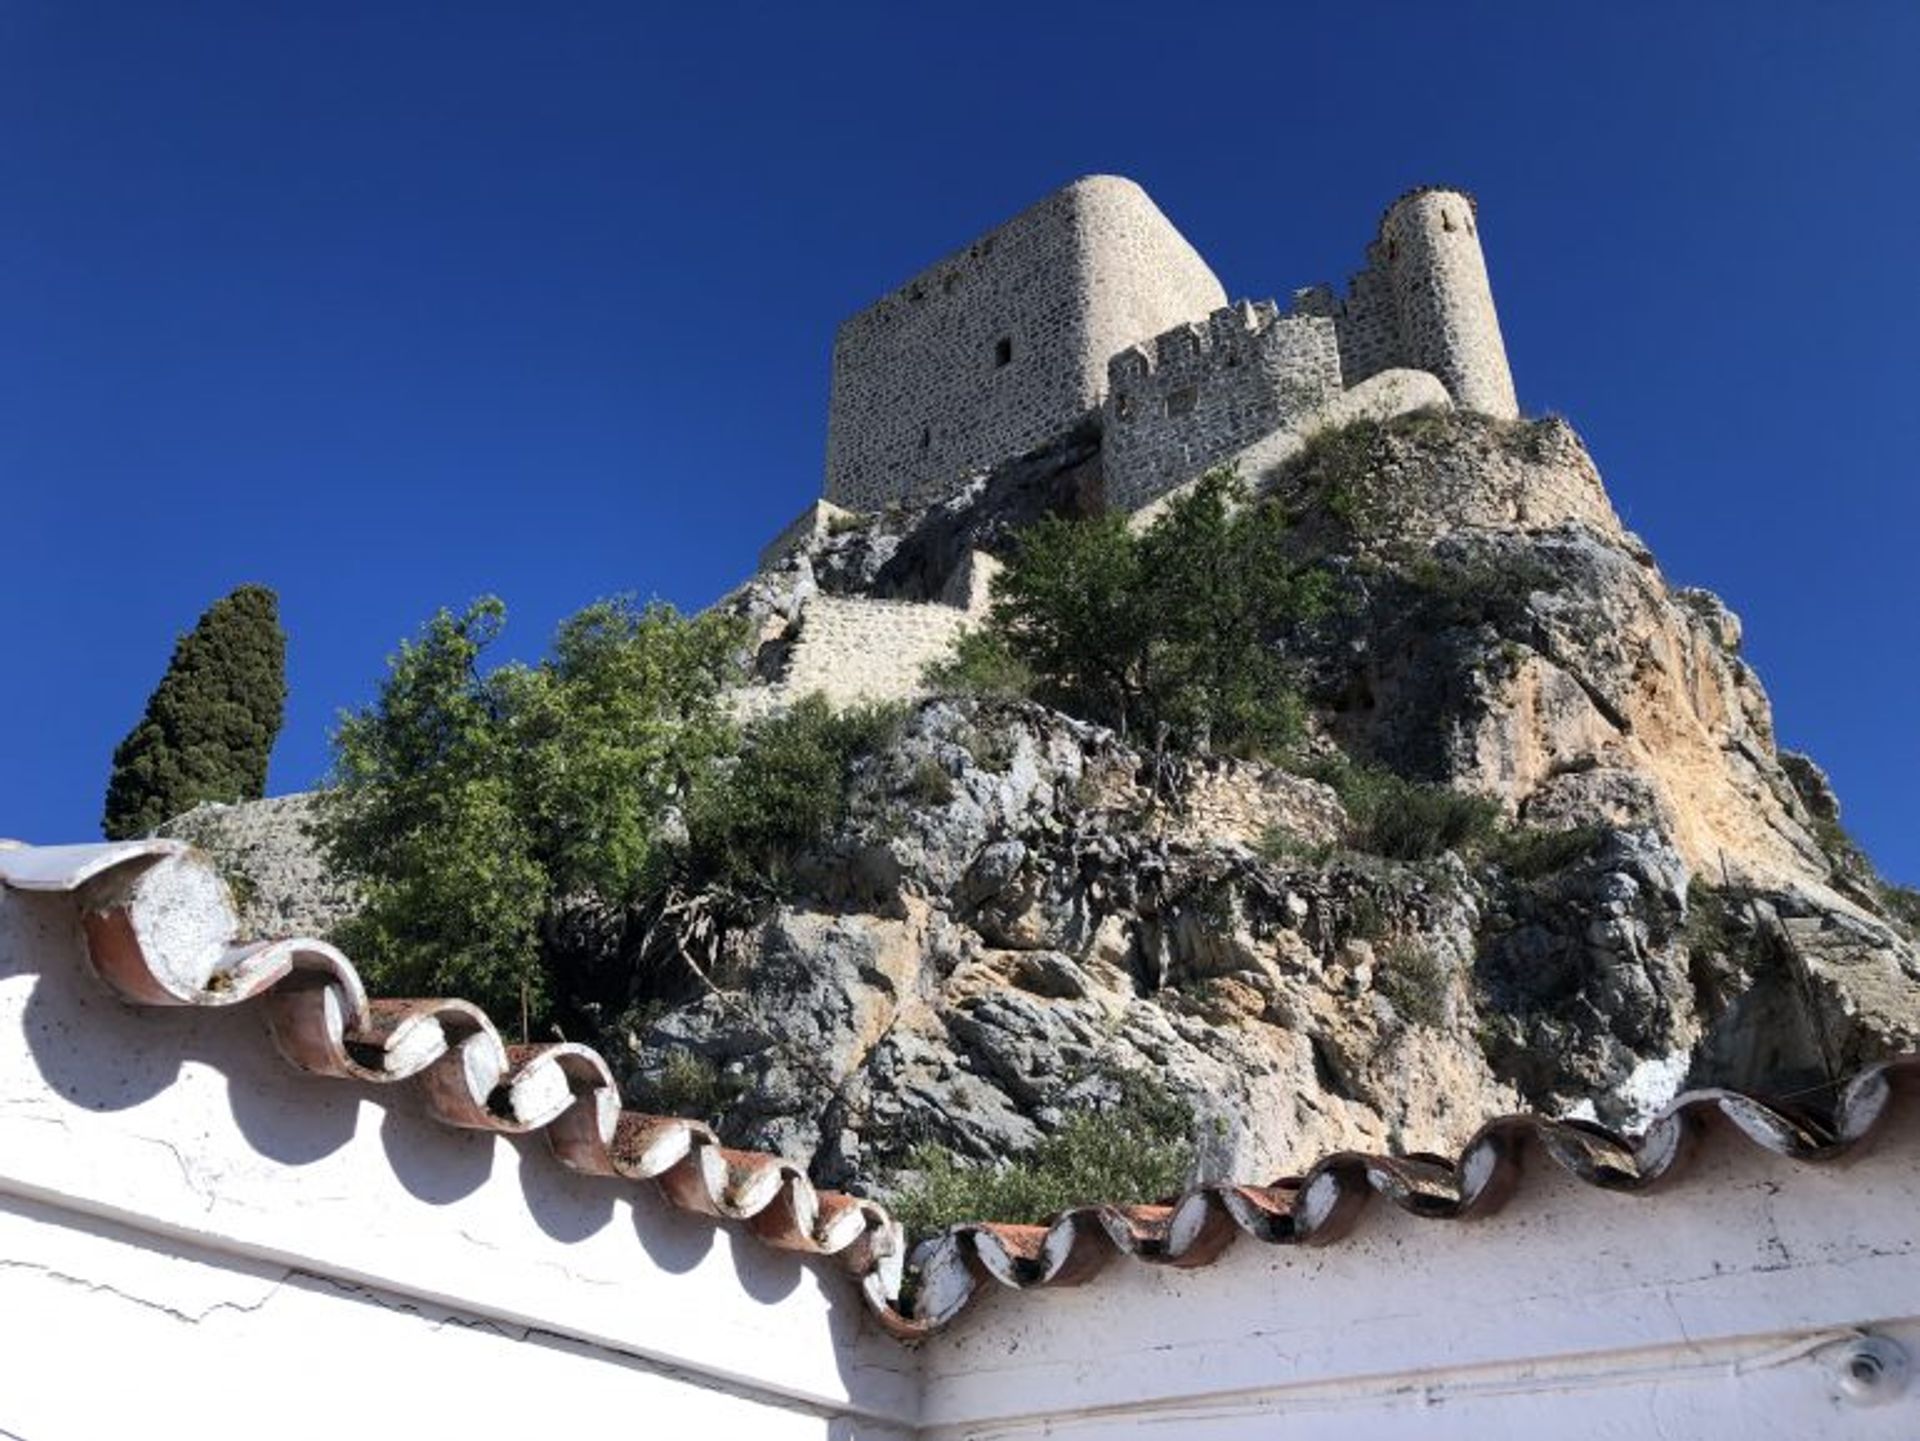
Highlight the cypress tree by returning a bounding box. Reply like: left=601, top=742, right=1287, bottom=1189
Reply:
left=102, top=584, right=288, bottom=839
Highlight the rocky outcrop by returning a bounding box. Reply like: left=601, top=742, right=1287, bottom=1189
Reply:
left=621, top=697, right=1526, bottom=1189
left=1269, top=413, right=1844, bottom=893
left=607, top=688, right=1916, bottom=1190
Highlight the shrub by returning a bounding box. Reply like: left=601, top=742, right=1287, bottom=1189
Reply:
left=904, top=755, right=957, bottom=806
left=1255, top=825, right=1307, bottom=865
left=641, top=1050, right=745, bottom=1124
left=1879, top=882, right=1920, bottom=937
left=1804, top=809, right=1919, bottom=921
left=954, top=719, right=1018, bottom=774
left=1273, top=407, right=1458, bottom=531
left=103, top=584, right=287, bottom=838
left=1485, top=824, right=1604, bottom=879
left=1680, top=878, right=1739, bottom=958
left=1375, top=942, right=1450, bottom=1028
left=1283, top=414, right=1388, bottom=503
left=923, top=627, right=1034, bottom=699
left=1395, top=546, right=1561, bottom=631
left=1344, top=890, right=1390, bottom=941
left=1313, top=760, right=1500, bottom=861
left=887, top=1069, right=1194, bottom=1245
left=684, top=694, right=903, bottom=891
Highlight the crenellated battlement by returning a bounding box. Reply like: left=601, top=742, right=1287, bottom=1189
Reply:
left=1106, top=299, right=1291, bottom=383
left=1102, top=303, right=1342, bottom=511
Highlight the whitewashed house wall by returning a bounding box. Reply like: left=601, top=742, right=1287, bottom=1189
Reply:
left=0, top=871, right=917, bottom=1441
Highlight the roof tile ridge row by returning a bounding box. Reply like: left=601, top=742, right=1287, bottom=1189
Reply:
left=0, top=840, right=912, bottom=1324
left=894, top=1055, right=1920, bottom=1336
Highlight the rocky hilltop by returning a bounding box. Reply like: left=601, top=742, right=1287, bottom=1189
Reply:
left=174, top=409, right=1920, bottom=1200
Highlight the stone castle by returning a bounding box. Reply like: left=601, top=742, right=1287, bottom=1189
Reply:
left=742, top=176, right=1522, bottom=714
left=823, top=175, right=1518, bottom=516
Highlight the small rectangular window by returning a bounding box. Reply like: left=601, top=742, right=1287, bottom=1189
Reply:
left=994, top=337, right=1013, bottom=368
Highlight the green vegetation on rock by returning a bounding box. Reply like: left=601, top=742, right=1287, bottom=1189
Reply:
left=1306, top=759, right=1501, bottom=862
left=1277, top=408, right=1562, bottom=534
left=685, top=694, right=903, bottom=891
left=923, top=627, right=1034, bottom=700
left=933, top=469, right=1327, bottom=756
left=637, top=1050, right=747, bottom=1126
left=316, top=596, right=745, bottom=1028
left=1375, top=941, right=1451, bottom=1028
left=315, top=594, right=910, bottom=1035
left=1483, top=824, right=1605, bottom=879
left=103, top=584, right=287, bottom=839
left=887, top=1068, right=1194, bottom=1244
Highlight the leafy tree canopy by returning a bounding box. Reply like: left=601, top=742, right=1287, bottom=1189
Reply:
left=936, top=469, right=1329, bottom=755
left=103, top=583, right=287, bottom=839
left=317, top=596, right=746, bottom=1027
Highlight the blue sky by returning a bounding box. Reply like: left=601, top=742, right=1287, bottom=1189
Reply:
left=4, top=3, right=1917, bottom=881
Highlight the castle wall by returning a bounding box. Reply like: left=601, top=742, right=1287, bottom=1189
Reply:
left=737, top=593, right=975, bottom=717
left=1101, top=301, right=1342, bottom=512
left=824, top=176, right=1225, bottom=512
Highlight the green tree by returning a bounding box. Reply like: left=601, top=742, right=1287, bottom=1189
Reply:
left=102, top=584, right=287, bottom=839
left=1137, top=471, right=1328, bottom=754
left=685, top=694, right=903, bottom=890
left=958, top=469, right=1326, bottom=755
left=316, top=596, right=746, bottom=1027
left=988, top=509, right=1147, bottom=733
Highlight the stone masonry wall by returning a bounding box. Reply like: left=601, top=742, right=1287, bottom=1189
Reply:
left=737, top=594, right=973, bottom=717
left=824, top=176, right=1224, bottom=512
left=1101, top=301, right=1342, bottom=512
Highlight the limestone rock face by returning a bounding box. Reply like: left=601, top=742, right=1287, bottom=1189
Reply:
left=694, top=410, right=1916, bottom=1184
left=193, top=409, right=1920, bottom=1203
left=1270, top=414, right=1841, bottom=894
left=610, top=692, right=1914, bottom=1188
left=619, top=698, right=1528, bottom=1188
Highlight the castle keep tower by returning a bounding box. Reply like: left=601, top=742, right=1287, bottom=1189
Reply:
left=824, top=176, right=1226, bottom=511
left=1344, top=188, right=1518, bottom=419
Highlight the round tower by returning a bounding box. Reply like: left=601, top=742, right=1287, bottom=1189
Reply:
left=1379, top=188, right=1518, bottom=419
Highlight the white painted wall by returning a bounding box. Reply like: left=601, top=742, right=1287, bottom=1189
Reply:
left=0, top=881, right=916, bottom=1441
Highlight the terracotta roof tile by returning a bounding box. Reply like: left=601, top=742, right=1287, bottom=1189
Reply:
left=3, top=837, right=1916, bottom=1344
